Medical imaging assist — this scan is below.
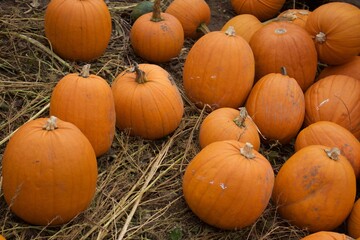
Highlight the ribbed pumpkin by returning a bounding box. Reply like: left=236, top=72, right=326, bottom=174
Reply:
left=221, top=14, right=263, bottom=43
left=2, top=116, right=98, bottom=226
left=348, top=198, right=360, bottom=238
left=304, top=75, right=360, bottom=139
left=276, top=9, right=311, bottom=29
left=301, top=231, right=354, bottom=240
left=199, top=107, right=260, bottom=150
left=272, top=145, right=357, bottom=232
left=231, top=0, right=286, bottom=21
left=165, top=0, right=211, bottom=39
left=295, top=121, right=360, bottom=178
left=50, top=64, right=116, bottom=157
left=249, top=21, right=318, bottom=91
left=183, top=26, right=255, bottom=110
left=130, top=0, right=184, bottom=63
left=111, top=63, right=184, bottom=140
left=317, top=56, right=360, bottom=81
left=183, top=141, right=274, bottom=230
left=305, top=2, right=360, bottom=65
left=245, top=69, right=305, bottom=144
left=44, top=0, right=112, bottom=62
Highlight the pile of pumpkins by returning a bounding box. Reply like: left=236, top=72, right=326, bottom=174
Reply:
left=1, top=0, right=359, bottom=239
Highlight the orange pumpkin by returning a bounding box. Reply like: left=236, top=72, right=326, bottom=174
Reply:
left=50, top=64, right=116, bottom=157
left=272, top=145, right=357, bottom=232
left=276, top=9, right=311, bottom=29
left=0, top=235, right=5, bottom=240
left=304, top=75, right=360, bottom=139
left=183, top=141, right=274, bottom=230
left=183, top=26, right=255, bottom=110
left=348, top=198, right=360, bottom=238
left=249, top=21, right=318, bottom=91
left=2, top=116, right=98, bottom=226
left=305, top=2, right=360, bottom=65
left=111, top=63, right=184, bottom=140
left=165, top=0, right=211, bottom=39
left=301, top=231, right=354, bottom=240
left=44, top=0, right=111, bottom=62
left=317, top=56, right=360, bottom=81
left=199, top=107, right=260, bottom=150
left=130, top=0, right=184, bottom=63
left=231, top=0, right=286, bottom=21
left=295, top=121, right=360, bottom=178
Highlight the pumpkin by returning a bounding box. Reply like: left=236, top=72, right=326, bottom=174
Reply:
left=276, top=9, right=311, bottom=29
left=301, top=231, right=354, bottom=240
left=0, top=235, right=5, bottom=240
left=230, top=0, right=286, bottom=21
left=165, top=0, right=211, bottom=39
left=348, top=198, right=360, bottom=238
left=1, top=116, right=98, bottom=226
left=44, top=0, right=112, bottom=62
left=130, top=1, right=154, bottom=22
left=317, top=56, right=360, bottom=81
left=249, top=21, right=318, bottom=91
left=245, top=69, right=305, bottom=144
left=130, top=0, right=184, bottom=63
left=183, top=141, right=274, bottom=230
left=183, top=26, right=255, bottom=110
left=304, top=75, right=360, bottom=139
left=50, top=64, right=116, bottom=157
left=305, top=2, right=360, bottom=65
left=111, top=63, right=184, bottom=140
left=272, top=145, right=357, bottom=232
left=221, top=14, right=263, bottom=43
left=295, top=121, right=360, bottom=178
left=199, top=107, right=260, bottom=150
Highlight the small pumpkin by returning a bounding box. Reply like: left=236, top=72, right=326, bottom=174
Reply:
left=317, top=56, right=360, bottom=81
left=276, top=9, right=311, bottom=29
left=183, top=141, right=274, bottom=230
left=2, top=116, right=98, bottom=226
left=300, top=231, right=354, bottom=240
left=348, top=198, right=360, bottom=239
left=44, top=0, right=112, bottom=62
left=221, top=14, right=263, bottom=42
left=231, top=0, right=286, bottom=21
left=272, top=145, right=357, bottom=232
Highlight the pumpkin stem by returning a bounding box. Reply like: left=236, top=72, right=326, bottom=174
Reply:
left=325, top=147, right=340, bottom=160
left=225, top=26, right=236, bottom=36
left=280, top=66, right=288, bottom=76
left=79, top=64, right=91, bottom=78
left=151, top=0, right=163, bottom=22
left=315, top=32, right=326, bottom=44
left=132, top=62, right=147, bottom=84
left=233, top=107, right=248, bottom=128
left=43, top=116, right=58, bottom=131
left=274, top=28, right=287, bottom=34
left=197, top=22, right=210, bottom=35
left=240, top=142, right=255, bottom=159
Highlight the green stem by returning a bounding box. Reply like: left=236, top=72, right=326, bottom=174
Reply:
left=197, top=22, right=210, bottom=35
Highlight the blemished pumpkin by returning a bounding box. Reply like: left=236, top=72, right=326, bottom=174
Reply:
left=348, top=198, right=360, bottom=238
left=183, top=26, right=255, bottom=110
left=50, top=64, right=116, bottom=157
left=295, top=121, right=360, bottom=179
left=183, top=141, right=274, bottom=230
left=230, top=0, right=286, bottom=21
left=165, top=0, right=211, bottom=39
left=245, top=69, right=305, bottom=144
left=2, top=116, right=98, bottom=226
left=249, top=21, right=318, bottom=91
left=276, top=9, right=311, bottom=29
left=272, top=145, right=357, bottom=232
left=44, top=0, right=112, bottom=62
left=199, top=107, right=260, bottom=150
left=305, top=2, right=360, bottom=65
left=317, top=56, right=360, bottom=81
left=300, top=231, right=354, bottom=240
left=130, top=0, right=184, bottom=63
left=111, top=63, right=184, bottom=140
left=304, top=75, right=360, bottom=139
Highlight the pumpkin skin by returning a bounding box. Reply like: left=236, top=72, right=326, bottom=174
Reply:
left=348, top=198, right=360, bottom=238
left=295, top=121, right=360, bottom=178
left=44, top=0, right=112, bottom=62
left=130, top=0, right=184, bottom=63
left=111, top=63, right=184, bottom=140
left=272, top=145, right=357, bottom=232
left=245, top=71, right=305, bottom=144
left=317, top=56, right=360, bottom=81
left=249, top=21, right=318, bottom=91
left=304, top=75, right=360, bottom=139
left=301, top=231, right=354, bottom=240
left=305, top=2, right=360, bottom=66
left=50, top=65, right=116, bottom=157
left=165, top=0, right=211, bottom=39
left=199, top=107, right=260, bottom=150
left=183, top=141, right=274, bottom=230
left=231, top=0, right=286, bottom=21
left=0, top=235, right=5, bottom=240
left=276, top=9, right=311, bottom=29
left=183, top=27, right=255, bottom=110
left=2, top=116, right=98, bottom=226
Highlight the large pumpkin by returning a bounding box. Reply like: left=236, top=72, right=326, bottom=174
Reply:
left=2, top=116, right=98, bottom=226
left=230, top=0, right=286, bottom=21
left=304, top=75, right=360, bottom=139
left=183, top=26, right=255, bottom=110
left=317, top=56, right=360, bottom=81
left=305, top=2, right=360, bottom=65
left=44, top=0, right=112, bottom=62
left=272, top=145, right=357, bottom=232
left=348, top=198, right=360, bottom=239
left=301, top=231, right=354, bottom=240
left=111, top=63, right=184, bottom=140
left=183, top=141, right=274, bottom=230
left=50, top=64, right=116, bottom=157
left=249, top=21, right=318, bottom=91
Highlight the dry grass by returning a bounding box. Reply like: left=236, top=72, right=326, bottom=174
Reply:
left=0, top=0, right=321, bottom=239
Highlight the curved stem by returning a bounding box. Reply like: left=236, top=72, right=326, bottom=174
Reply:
left=133, top=62, right=147, bottom=84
